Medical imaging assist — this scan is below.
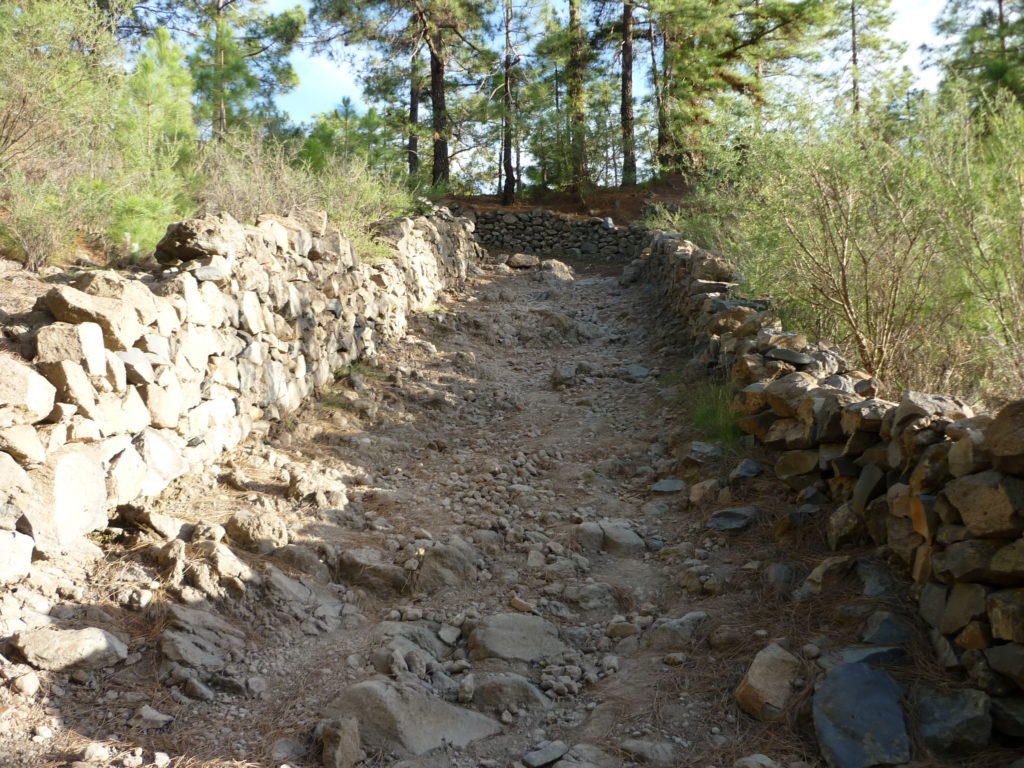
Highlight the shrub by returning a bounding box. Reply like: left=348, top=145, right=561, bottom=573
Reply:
left=649, top=91, right=1024, bottom=405
left=194, top=131, right=414, bottom=262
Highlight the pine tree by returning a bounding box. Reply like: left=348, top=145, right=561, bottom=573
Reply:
left=936, top=0, right=1024, bottom=99
left=119, top=27, right=198, bottom=169
left=648, top=0, right=833, bottom=172
left=312, top=0, right=493, bottom=187
left=188, top=2, right=305, bottom=138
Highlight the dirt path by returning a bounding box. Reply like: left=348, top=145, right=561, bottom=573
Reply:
left=3, top=255, right=833, bottom=768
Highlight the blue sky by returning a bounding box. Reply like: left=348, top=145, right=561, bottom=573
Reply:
left=269, top=0, right=948, bottom=125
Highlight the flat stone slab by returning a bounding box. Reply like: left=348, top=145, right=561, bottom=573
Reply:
left=650, top=478, right=684, bottom=493
left=327, top=679, right=500, bottom=756
left=813, top=663, right=910, bottom=768
left=15, top=627, right=127, bottom=671
left=707, top=506, right=758, bottom=531
left=469, top=613, right=566, bottom=662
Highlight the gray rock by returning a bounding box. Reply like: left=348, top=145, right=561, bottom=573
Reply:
left=735, top=643, right=801, bottom=721
left=562, top=582, right=619, bottom=612
left=617, top=364, right=650, bottom=382
left=508, top=253, right=540, bottom=268
left=20, top=445, right=108, bottom=556
left=128, top=705, right=173, bottom=730
left=860, top=611, right=914, bottom=645
left=15, top=627, right=127, bottom=670
left=322, top=716, right=365, bottom=768
left=469, top=613, right=566, bottom=662
left=338, top=548, right=409, bottom=595
left=707, top=506, right=758, bottom=531
left=524, top=740, right=570, bottom=767
left=991, top=696, right=1024, bottom=738
left=646, top=612, right=707, bottom=650
left=812, top=664, right=910, bottom=768
left=160, top=603, right=245, bottom=677
left=0, top=530, right=34, bottom=585
left=765, top=348, right=814, bottom=366
left=325, top=679, right=500, bottom=756
left=225, top=511, right=289, bottom=555
left=729, top=459, right=764, bottom=481
left=599, top=524, right=646, bottom=555
left=917, top=688, right=991, bottom=753
left=650, top=478, right=684, bottom=493
left=681, top=441, right=723, bottom=466
left=619, top=739, right=677, bottom=766
left=551, top=363, right=578, bottom=388
left=416, top=538, right=478, bottom=592
left=473, top=673, right=551, bottom=713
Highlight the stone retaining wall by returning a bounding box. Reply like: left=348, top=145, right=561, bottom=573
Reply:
left=454, top=207, right=649, bottom=259
left=634, top=232, right=1024, bottom=700
left=0, top=209, right=482, bottom=576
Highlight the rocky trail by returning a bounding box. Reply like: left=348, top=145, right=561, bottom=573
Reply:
left=0, top=250, right=1017, bottom=768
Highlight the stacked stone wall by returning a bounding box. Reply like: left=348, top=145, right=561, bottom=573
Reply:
left=458, top=207, right=649, bottom=259
left=634, top=231, right=1024, bottom=701
left=0, top=209, right=483, bottom=576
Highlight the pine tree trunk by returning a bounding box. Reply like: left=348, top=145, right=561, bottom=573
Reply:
left=567, top=0, right=587, bottom=196
left=653, top=29, right=673, bottom=169
left=408, top=53, right=420, bottom=177
left=620, top=0, right=636, bottom=187
left=215, top=1, right=228, bottom=139
left=501, top=0, right=516, bottom=204
left=850, top=1, right=861, bottom=114
left=429, top=36, right=449, bottom=186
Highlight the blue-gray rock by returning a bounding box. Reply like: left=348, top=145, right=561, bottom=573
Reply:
left=765, top=347, right=815, bottom=366
left=917, top=688, right=991, bottom=753
left=819, top=645, right=908, bottom=672
left=618, top=364, right=650, bottom=382
left=707, top=506, right=758, bottom=531
left=730, top=459, right=764, bottom=481
left=524, top=740, right=570, bottom=767
left=650, top=478, right=685, bottom=493
left=682, top=440, right=724, bottom=466
left=860, top=611, right=914, bottom=645
left=991, top=696, right=1024, bottom=738
left=855, top=559, right=896, bottom=599
left=813, top=663, right=910, bottom=768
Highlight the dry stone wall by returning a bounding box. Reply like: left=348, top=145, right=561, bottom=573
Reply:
left=634, top=231, right=1024, bottom=702
left=458, top=207, right=649, bottom=259
left=0, top=209, right=483, bottom=577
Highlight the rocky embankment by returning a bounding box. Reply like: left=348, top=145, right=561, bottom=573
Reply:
left=0, top=209, right=1020, bottom=768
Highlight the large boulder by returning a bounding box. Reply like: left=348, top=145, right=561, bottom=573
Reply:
left=43, top=285, right=143, bottom=351
left=734, top=643, right=801, bottom=721
left=325, top=679, right=500, bottom=756
left=987, top=400, right=1024, bottom=475
left=155, top=211, right=246, bottom=264
left=469, top=613, right=566, bottom=662
left=812, top=663, right=910, bottom=768
left=20, top=445, right=108, bottom=555
left=15, top=627, right=127, bottom=670
left=944, top=470, right=1024, bottom=538
left=0, top=530, right=34, bottom=584
left=917, top=688, right=992, bottom=754
left=33, top=321, right=106, bottom=376
left=0, top=353, right=56, bottom=426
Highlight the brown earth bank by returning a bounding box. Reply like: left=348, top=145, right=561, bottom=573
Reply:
left=0, top=238, right=1018, bottom=768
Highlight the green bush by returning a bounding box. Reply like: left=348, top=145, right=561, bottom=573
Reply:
left=649, top=90, right=1024, bottom=405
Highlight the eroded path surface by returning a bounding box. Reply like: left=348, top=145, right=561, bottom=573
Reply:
left=2, top=256, right=827, bottom=768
